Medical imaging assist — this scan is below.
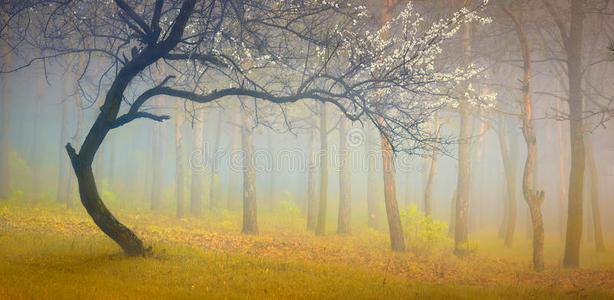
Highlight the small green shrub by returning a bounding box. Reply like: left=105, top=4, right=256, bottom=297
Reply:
left=400, top=204, right=452, bottom=255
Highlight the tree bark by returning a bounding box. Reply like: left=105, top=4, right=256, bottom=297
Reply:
left=175, top=103, right=185, bottom=218
left=584, top=132, right=605, bottom=251
left=556, top=100, right=568, bottom=241
left=190, top=109, right=204, bottom=217
left=315, top=102, right=328, bottom=236
left=306, top=114, right=318, bottom=230
left=380, top=129, right=405, bottom=251
left=501, top=0, right=544, bottom=271
left=495, top=116, right=517, bottom=248
left=337, top=117, right=352, bottom=234
left=562, top=0, right=585, bottom=268
left=454, top=21, right=473, bottom=256
left=241, top=106, right=258, bottom=234
left=424, top=112, right=440, bottom=217
left=0, top=17, right=10, bottom=200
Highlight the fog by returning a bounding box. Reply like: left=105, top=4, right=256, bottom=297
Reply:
left=1, top=0, right=613, bottom=298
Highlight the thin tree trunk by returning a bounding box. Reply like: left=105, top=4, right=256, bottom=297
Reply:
left=267, top=132, right=277, bottom=212
left=0, top=19, right=10, bottom=200
left=585, top=132, right=605, bottom=251
left=190, top=109, right=205, bottom=217
left=306, top=114, right=318, bottom=230
left=227, top=114, right=241, bottom=211
left=454, top=21, right=473, bottom=256
left=424, top=111, right=440, bottom=217
left=241, top=106, right=258, bottom=234
left=315, top=102, right=328, bottom=236
left=175, top=103, right=185, bottom=218
left=556, top=100, right=568, bottom=241
left=502, top=1, right=544, bottom=271
left=366, top=122, right=380, bottom=229
left=449, top=189, right=457, bottom=236
left=496, top=117, right=517, bottom=247
left=337, top=118, right=351, bottom=234
left=150, top=100, right=162, bottom=211
left=209, top=112, right=222, bottom=210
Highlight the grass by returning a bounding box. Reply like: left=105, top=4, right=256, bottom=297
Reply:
left=0, top=203, right=613, bottom=299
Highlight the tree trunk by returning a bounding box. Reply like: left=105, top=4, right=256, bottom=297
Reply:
left=584, top=132, right=605, bottom=251
left=227, top=114, right=241, bottom=211
left=306, top=114, right=318, bottom=230
left=380, top=129, right=405, bottom=251
left=190, top=109, right=204, bottom=217
left=241, top=106, right=258, bottom=234
left=175, top=103, right=185, bottom=218
left=448, top=189, right=456, bottom=237
left=366, top=122, right=380, bottom=229
left=424, top=112, right=440, bottom=217
left=501, top=1, right=544, bottom=271
left=150, top=100, right=162, bottom=211
left=496, top=116, right=518, bottom=247
left=556, top=100, right=568, bottom=241
left=267, top=132, right=277, bottom=212
left=315, top=102, right=328, bottom=236
left=0, top=20, right=10, bottom=200
left=209, top=112, right=222, bottom=210
left=454, top=21, right=473, bottom=256
left=563, top=0, right=585, bottom=268
left=337, top=118, right=351, bottom=234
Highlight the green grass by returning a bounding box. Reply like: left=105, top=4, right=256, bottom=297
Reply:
left=0, top=203, right=613, bottom=299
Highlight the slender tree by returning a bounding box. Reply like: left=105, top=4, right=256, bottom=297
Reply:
left=241, top=103, right=258, bottom=234
left=337, top=117, right=352, bottom=234
left=315, top=102, right=328, bottom=236
left=175, top=102, right=185, bottom=218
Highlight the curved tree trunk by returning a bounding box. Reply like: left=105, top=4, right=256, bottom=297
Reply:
left=424, top=111, right=440, bottom=217
left=64, top=0, right=196, bottom=257
left=337, top=118, right=351, bottom=234
left=241, top=106, right=258, bottom=234
left=315, top=102, right=328, bottom=236
left=501, top=1, right=544, bottom=271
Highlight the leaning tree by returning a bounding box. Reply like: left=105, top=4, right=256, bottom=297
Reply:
left=1, top=0, right=489, bottom=256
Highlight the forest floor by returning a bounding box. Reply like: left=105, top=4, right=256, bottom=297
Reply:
left=0, top=203, right=613, bottom=299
